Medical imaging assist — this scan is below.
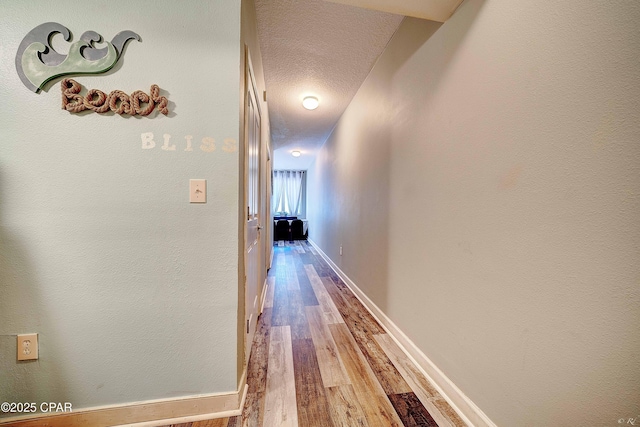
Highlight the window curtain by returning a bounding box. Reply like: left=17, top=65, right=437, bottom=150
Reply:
left=272, top=170, right=304, bottom=216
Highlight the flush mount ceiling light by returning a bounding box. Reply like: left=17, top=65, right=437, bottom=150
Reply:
left=291, top=150, right=301, bottom=157
left=302, top=96, right=319, bottom=110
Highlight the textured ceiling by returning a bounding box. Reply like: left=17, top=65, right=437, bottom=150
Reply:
left=255, top=0, right=403, bottom=170
left=326, top=0, right=465, bottom=22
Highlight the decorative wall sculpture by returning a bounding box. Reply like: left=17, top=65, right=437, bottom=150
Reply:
left=61, top=79, right=169, bottom=116
left=15, top=22, right=140, bottom=93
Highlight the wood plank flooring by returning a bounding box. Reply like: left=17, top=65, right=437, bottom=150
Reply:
left=161, top=241, right=467, bottom=427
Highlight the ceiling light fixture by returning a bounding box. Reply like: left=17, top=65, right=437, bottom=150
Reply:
left=302, top=96, right=319, bottom=110
left=291, top=150, right=301, bottom=157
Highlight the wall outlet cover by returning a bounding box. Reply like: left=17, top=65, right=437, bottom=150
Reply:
left=17, top=333, right=38, bottom=361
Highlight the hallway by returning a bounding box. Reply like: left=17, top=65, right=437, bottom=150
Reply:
left=163, top=241, right=467, bottom=427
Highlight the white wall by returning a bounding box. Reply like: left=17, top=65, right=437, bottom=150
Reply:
left=0, top=0, right=241, bottom=413
left=307, top=1, right=640, bottom=425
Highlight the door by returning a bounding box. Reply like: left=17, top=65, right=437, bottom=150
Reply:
left=244, top=48, right=262, bottom=363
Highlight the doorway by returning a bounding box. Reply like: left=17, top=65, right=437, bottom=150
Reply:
left=244, top=47, right=265, bottom=366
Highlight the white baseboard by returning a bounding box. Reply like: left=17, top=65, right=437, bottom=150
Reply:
left=260, top=275, right=268, bottom=314
left=308, top=239, right=496, bottom=427
left=0, top=385, right=247, bottom=427
left=269, top=246, right=274, bottom=269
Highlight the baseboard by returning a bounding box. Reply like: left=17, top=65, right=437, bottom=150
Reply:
left=308, top=239, right=496, bottom=427
left=269, top=246, right=274, bottom=269
left=0, top=385, right=248, bottom=427
left=260, top=275, right=268, bottom=314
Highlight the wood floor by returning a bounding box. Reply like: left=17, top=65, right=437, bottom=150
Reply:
left=162, top=241, right=467, bottom=427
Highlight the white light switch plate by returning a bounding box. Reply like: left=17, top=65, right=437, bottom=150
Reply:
left=190, top=179, right=206, bottom=203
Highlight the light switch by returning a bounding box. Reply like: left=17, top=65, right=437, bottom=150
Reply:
left=189, top=179, right=206, bottom=203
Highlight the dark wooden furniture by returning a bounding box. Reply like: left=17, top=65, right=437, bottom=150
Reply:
left=291, top=219, right=305, bottom=240
left=275, top=220, right=291, bottom=241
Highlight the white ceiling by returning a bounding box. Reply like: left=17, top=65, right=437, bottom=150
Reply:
left=255, top=0, right=404, bottom=170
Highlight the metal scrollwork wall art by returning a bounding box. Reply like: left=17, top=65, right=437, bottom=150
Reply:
left=15, top=22, right=170, bottom=116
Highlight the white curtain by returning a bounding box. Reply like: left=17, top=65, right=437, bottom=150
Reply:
left=272, top=172, right=286, bottom=215
left=272, top=170, right=304, bottom=216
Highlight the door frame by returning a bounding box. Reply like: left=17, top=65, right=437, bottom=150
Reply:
left=242, top=45, right=266, bottom=368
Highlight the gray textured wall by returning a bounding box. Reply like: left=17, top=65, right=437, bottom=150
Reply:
left=307, top=1, right=640, bottom=425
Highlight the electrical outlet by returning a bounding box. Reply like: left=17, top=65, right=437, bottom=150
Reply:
left=189, top=179, right=206, bottom=203
left=17, top=333, right=38, bottom=361
left=340, top=246, right=343, bottom=256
